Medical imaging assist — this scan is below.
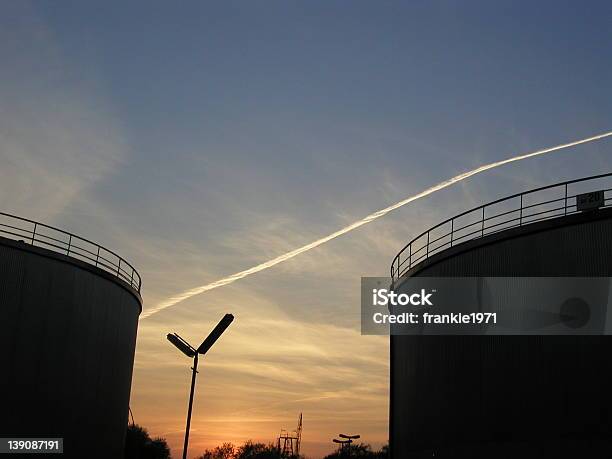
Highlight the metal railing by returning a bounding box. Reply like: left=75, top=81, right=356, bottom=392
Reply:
left=0, top=212, right=141, bottom=292
left=391, top=172, right=612, bottom=281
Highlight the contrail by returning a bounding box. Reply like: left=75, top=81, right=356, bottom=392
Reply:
left=141, top=131, right=612, bottom=319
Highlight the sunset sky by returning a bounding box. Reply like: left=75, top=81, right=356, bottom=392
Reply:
left=2, top=1, right=612, bottom=457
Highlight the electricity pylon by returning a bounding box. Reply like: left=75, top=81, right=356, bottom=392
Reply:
left=277, top=413, right=302, bottom=457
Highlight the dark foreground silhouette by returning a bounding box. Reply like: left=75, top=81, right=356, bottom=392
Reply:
left=123, top=424, right=388, bottom=459
left=323, top=443, right=388, bottom=459
left=197, top=441, right=298, bottom=459
left=125, top=424, right=171, bottom=459
left=196, top=440, right=388, bottom=459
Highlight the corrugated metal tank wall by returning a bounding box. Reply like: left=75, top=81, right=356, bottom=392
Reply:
left=391, top=210, right=612, bottom=459
left=0, top=237, right=141, bottom=458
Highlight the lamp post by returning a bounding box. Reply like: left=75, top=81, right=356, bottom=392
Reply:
left=167, top=313, right=234, bottom=459
left=333, top=438, right=350, bottom=457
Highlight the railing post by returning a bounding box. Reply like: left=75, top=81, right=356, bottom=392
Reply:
left=564, top=183, right=568, bottom=215
left=95, top=246, right=100, bottom=267
left=67, top=234, right=72, bottom=255
left=409, top=244, right=412, bottom=269
left=117, top=258, right=121, bottom=276
left=519, top=194, right=523, bottom=225
left=130, top=269, right=134, bottom=286
left=450, top=219, right=454, bottom=247
left=481, top=207, right=485, bottom=237
left=426, top=232, right=430, bottom=257
left=31, top=222, right=37, bottom=245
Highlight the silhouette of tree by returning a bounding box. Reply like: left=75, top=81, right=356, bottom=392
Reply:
left=234, top=440, right=282, bottom=459
left=374, top=444, right=389, bottom=459
left=197, top=442, right=236, bottom=459
left=125, top=424, right=171, bottom=459
left=196, top=439, right=305, bottom=459
left=323, top=443, right=388, bottom=459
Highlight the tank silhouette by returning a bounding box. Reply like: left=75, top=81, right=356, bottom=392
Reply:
left=0, top=213, right=141, bottom=458
left=390, top=174, right=612, bottom=458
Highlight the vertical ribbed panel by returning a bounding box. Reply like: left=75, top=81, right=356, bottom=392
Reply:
left=0, top=238, right=140, bottom=459
left=391, top=214, right=612, bottom=458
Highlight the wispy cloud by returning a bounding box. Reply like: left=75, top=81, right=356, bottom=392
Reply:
left=144, top=130, right=612, bottom=319
left=0, top=3, right=127, bottom=221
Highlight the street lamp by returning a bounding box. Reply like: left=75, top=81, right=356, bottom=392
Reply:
left=333, top=434, right=360, bottom=458
left=167, top=313, right=234, bottom=459
left=339, top=434, right=360, bottom=441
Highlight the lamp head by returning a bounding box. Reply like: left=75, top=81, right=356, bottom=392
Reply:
left=167, top=333, right=196, bottom=358
left=339, top=434, right=360, bottom=440
left=197, top=314, right=234, bottom=355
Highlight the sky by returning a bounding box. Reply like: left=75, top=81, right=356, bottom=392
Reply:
left=1, top=1, right=612, bottom=457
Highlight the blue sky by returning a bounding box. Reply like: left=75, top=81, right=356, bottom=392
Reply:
left=1, top=1, right=611, bottom=457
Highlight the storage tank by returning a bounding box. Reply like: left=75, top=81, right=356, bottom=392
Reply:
left=389, top=173, right=612, bottom=458
left=0, top=213, right=142, bottom=458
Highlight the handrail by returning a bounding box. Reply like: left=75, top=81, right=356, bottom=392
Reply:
left=0, top=211, right=141, bottom=292
left=390, top=172, right=612, bottom=281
